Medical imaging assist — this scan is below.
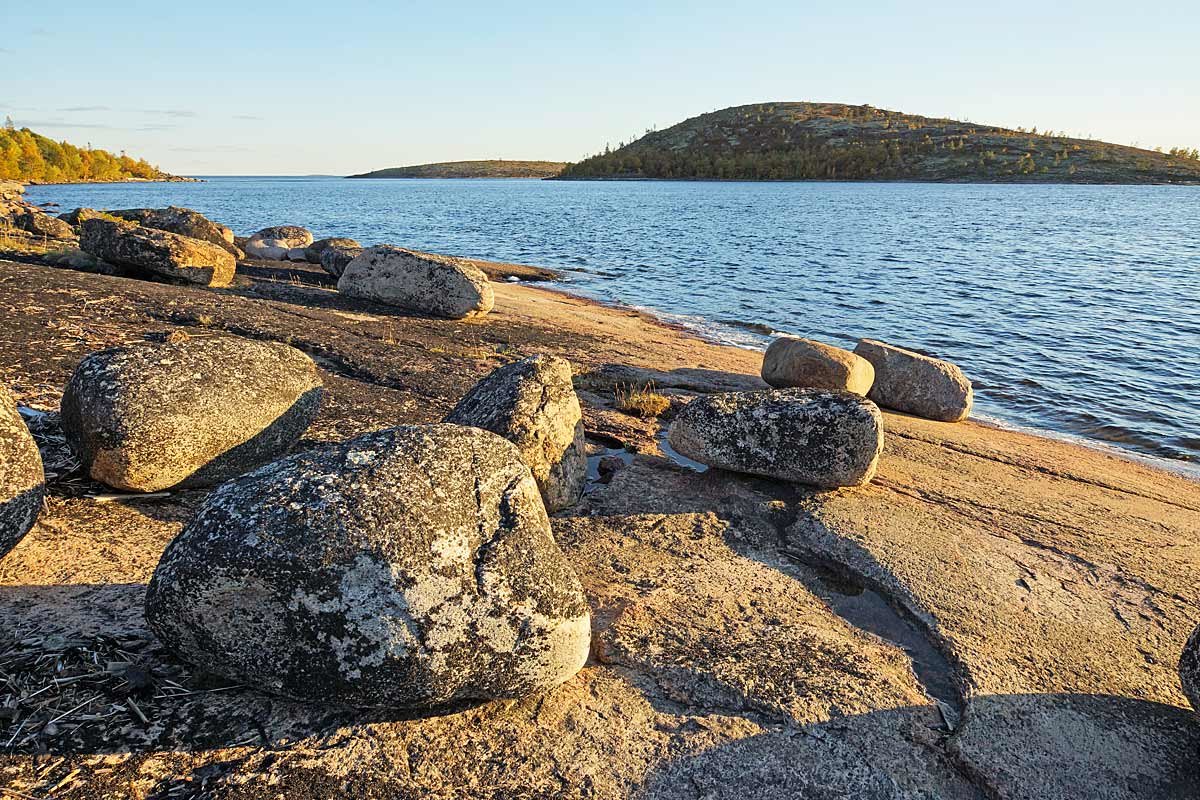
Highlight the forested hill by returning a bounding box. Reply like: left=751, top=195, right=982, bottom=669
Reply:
left=557, top=103, right=1200, bottom=184
left=349, top=160, right=566, bottom=179
left=0, top=124, right=182, bottom=183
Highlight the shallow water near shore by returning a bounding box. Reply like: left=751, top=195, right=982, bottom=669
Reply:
left=26, top=177, right=1200, bottom=467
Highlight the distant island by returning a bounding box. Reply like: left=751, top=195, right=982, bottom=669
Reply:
left=349, top=160, right=567, bottom=179
left=557, top=102, right=1200, bottom=184
left=0, top=121, right=189, bottom=184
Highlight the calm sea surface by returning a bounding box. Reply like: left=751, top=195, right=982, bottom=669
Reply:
left=25, top=177, right=1200, bottom=470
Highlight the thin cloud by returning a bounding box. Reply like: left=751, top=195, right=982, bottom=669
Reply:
left=170, top=144, right=253, bottom=153
left=233, top=114, right=264, bottom=121
left=18, top=120, right=120, bottom=130
left=143, top=109, right=197, bottom=118
left=58, top=105, right=112, bottom=113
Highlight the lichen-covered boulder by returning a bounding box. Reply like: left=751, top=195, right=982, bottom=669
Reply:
left=338, top=246, right=494, bottom=319
left=319, top=243, right=364, bottom=278
left=446, top=355, right=586, bottom=512
left=58, top=207, right=110, bottom=228
left=667, top=389, right=883, bottom=488
left=762, top=336, right=875, bottom=395
left=60, top=337, right=322, bottom=492
left=243, top=225, right=313, bottom=260
left=1181, top=624, right=1200, bottom=714
left=0, top=386, right=44, bottom=558
left=144, top=424, right=591, bottom=708
left=305, top=237, right=361, bottom=265
left=853, top=339, right=973, bottom=422
left=80, top=218, right=236, bottom=287
left=109, top=207, right=241, bottom=258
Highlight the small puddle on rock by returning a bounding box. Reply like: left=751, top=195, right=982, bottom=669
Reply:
left=584, top=428, right=708, bottom=492
left=785, top=555, right=963, bottom=727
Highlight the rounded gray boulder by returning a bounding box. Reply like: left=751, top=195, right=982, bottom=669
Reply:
left=667, top=389, right=884, bottom=488
left=144, top=424, right=591, bottom=709
left=1181, top=623, right=1200, bottom=714
left=0, top=386, right=44, bottom=558
left=853, top=338, right=973, bottom=422
left=338, top=246, right=494, bottom=319
left=445, top=355, right=587, bottom=512
left=762, top=335, right=875, bottom=395
left=60, top=336, right=323, bottom=492
left=305, top=237, right=361, bottom=265
left=319, top=243, right=364, bottom=278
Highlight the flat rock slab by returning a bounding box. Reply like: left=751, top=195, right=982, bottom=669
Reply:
left=61, top=336, right=323, bottom=491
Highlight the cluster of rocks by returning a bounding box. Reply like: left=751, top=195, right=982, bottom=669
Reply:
left=4, top=339, right=592, bottom=708
left=16, top=200, right=496, bottom=320
left=0, top=180, right=75, bottom=240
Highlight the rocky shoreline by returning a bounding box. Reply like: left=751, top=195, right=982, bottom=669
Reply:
left=0, top=198, right=1197, bottom=798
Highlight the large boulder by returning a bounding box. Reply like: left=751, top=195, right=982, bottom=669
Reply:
left=305, top=237, right=361, bottom=265
left=0, top=386, right=44, bottom=558
left=338, top=246, right=494, bottom=319
left=109, top=207, right=242, bottom=258
left=243, top=225, right=313, bottom=261
left=60, top=337, right=322, bottom=492
left=446, top=355, right=587, bottom=512
left=1181, top=624, right=1200, bottom=714
left=80, top=218, right=236, bottom=287
left=853, top=339, right=973, bottom=422
left=144, top=423, right=591, bottom=708
left=761, top=336, right=875, bottom=395
left=58, top=207, right=110, bottom=228
left=667, top=389, right=883, bottom=488
left=319, top=243, right=364, bottom=278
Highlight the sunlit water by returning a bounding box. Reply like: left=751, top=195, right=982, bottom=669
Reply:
left=25, top=177, right=1200, bottom=470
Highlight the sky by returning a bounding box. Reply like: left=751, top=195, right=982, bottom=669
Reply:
left=3, top=1, right=1198, bottom=175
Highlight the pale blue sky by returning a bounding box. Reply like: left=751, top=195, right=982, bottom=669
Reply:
left=3, top=1, right=1197, bottom=175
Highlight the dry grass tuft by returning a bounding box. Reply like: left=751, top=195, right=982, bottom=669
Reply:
left=613, top=382, right=671, bottom=418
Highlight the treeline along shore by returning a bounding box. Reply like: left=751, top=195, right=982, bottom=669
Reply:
left=0, top=181, right=1198, bottom=798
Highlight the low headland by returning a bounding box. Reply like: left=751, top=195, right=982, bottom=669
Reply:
left=348, top=159, right=568, bottom=179
left=0, top=192, right=1197, bottom=799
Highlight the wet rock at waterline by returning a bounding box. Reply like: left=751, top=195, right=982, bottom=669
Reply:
left=667, top=389, right=883, bottom=488
left=1181, top=624, right=1200, bottom=713
left=762, top=335, right=875, bottom=395
left=243, top=225, right=314, bottom=260
left=0, top=386, right=44, bottom=558
left=144, top=424, right=591, bottom=708
left=60, top=336, right=322, bottom=492
left=854, top=338, right=973, bottom=422
left=446, top=355, right=587, bottom=512
left=79, top=218, right=236, bottom=287
left=305, top=237, right=361, bottom=265
left=338, top=245, right=494, bottom=319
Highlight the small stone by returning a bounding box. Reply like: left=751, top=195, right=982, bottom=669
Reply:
left=854, top=339, right=973, bottom=422
left=667, top=388, right=883, bottom=488
left=446, top=355, right=586, bottom=512
left=762, top=335, right=875, bottom=395
left=144, top=424, right=591, bottom=708
left=0, top=385, right=44, bottom=557
left=60, top=336, right=323, bottom=491
left=338, top=246, right=494, bottom=320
